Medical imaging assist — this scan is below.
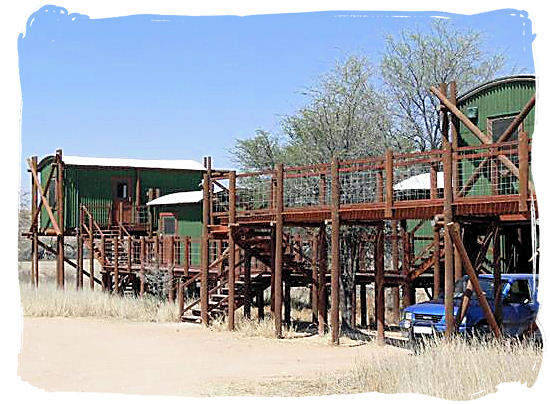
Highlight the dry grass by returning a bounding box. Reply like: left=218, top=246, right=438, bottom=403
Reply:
left=212, top=336, right=542, bottom=399
left=210, top=311, right=300, bottom=338
left=20, top=283, right=180, bottom=323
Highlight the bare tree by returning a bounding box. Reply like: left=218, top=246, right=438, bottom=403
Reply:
left=381, top=20, right=510, bottom=151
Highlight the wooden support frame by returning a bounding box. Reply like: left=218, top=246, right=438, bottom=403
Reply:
left=244, top=250, right=252, bottom=319
left=140, top=236, right=146, bottom=297
left=330, top=157, right=341, bottom=344
left=447, top=223, right=501, bottom=338
left=55, top=149, right=65, bottom=289
left=201, top=167, right=211, bottom=325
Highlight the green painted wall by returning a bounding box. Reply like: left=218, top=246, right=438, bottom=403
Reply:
left=456, top=77, right=535, bottom=198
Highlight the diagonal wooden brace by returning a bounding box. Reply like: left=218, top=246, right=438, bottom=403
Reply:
left=27, top=158, right=61, bottom=235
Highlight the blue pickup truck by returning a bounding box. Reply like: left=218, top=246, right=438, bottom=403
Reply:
left=400, top=274, right=539, bottom=340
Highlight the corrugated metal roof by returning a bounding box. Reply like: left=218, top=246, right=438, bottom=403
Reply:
left=61, top=155, right=206, bottom=171
left=457, top=75, right=535, bottom=105
left=147, top=191, right=203, bottom=206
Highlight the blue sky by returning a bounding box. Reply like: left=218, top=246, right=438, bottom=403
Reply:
left=18, top=6, right=534, bottom=187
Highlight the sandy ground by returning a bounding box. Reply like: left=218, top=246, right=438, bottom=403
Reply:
left=18, top=317, right=406, bottom=396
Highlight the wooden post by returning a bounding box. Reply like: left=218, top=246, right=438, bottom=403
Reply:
left=360, top=284, right=367, bottom=327
left=440, top=83, right=455, bottom=339
left=30, top=156, right=39, bottom=288
left=177, top=280, right=184, bottom=321
left=401, top=220, right=413, bottom=308
left=257, top=289, right=265, bottom=320
left=244, top=250, right=252, bottom=319
left=76, top=228, right=84, bottom=290
left=311, top=236, right=319, bottom=324
left=228, top=171, right=236, bottom=330
left=447, top=223, right=501, bottom=338
left=493, top=226, right=503, bottom=328
left=284, top=275, right=291, bottom=326
left=140, top=236, right=146, bottom=297
left=114, top=236, right=119, bottom=294
left=270, top=226, right=276, bottom=316
left=318, top=224, right=328, bottom=335
left=201, top=169, right=211, bottom=325
left=274, top=163, right=284, bottom=338
left=183, top=236, right=190, bottom=276
left=55, top=149, right=65, bottom=289
left=330, top=157, right=341, bottom=344
left=391, top=220, right=400, bottom=322
left=385, top=149, right=393, bottom=218
left=433, top=227, right=441, bottom=299
left=88, top=214, right=94, bottom=290
left=167, top=236, right=174, bottom=302
left=454, top=223, right=463, bottom=281
left=375, top=223, right=385, bottom=345
left=519, top=131, right=529, bottom=212
left=101, top=236, right=107, bottom=292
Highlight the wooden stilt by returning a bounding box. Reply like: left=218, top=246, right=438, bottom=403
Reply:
left=274, top=163, right=284, bottom=338
left=330, top=157, right=341, bottom=344
left=257, top=289, right=265, bottom=320
left=391, top=220, right=400, bottom=323
left=55, top=149, right=65, bottom=289
left=284, top=275, right=291, bottom=326
left=30, top=156, right=39, bottom=288
left=433, top=227, right=441, bottom=299
left=76, top=229, right=83, bottom=289
left=114, top=236, right=119, bottom=294
left=318, top=224, right=327, bottom=335
left=228, top=171, right=236, bottom=330
left=244, top=250, right=252, bottom=319
left=101, top=236, right=107, bottom=292
left=270, top=226, right=276, bottom=316
left=140, top=236, right=145, bottom=296
left=375, top=223, right=385, bottom=345
left=88, top=214, right=94, bottom=290
left=311, top=236, right=319, bottom=324
left=493, top=226, right=503, bottom=328
left=167, top=236, right=174, bottom=302
left=360, top=284, right=367, bottom=327
left=201, top=167, right=211, bottom=325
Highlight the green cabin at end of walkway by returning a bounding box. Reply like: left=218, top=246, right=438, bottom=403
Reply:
left=35, top=153, right=205, bottom=235
left=147, top=190, right=204, bottom=266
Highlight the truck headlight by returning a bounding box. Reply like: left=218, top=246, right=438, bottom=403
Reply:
left=403, top=320, right=411, bottom=329
left=405, top=312, right=413, bottom=321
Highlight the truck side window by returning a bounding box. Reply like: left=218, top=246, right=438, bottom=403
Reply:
left=507, top=280, right=531, bottom=304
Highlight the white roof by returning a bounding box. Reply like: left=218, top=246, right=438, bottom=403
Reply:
left=147, top=191, right=203, bottom=206
left=62, top=155, right=205, bottom=171
left=394, top=172, right=444, bottom=191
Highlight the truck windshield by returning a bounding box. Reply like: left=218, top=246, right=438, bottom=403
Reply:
left=450, top=277, right=494, bottom=300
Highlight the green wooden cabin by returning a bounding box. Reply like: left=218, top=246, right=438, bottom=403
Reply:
left=406, top=75, right=536, bottom=272
left=36, top=154, right=205, bottom=235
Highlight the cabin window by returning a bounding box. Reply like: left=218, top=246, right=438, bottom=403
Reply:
left=489, top=116, right=520, bottom=142
left=161, top=214, right=176, bottom=236
left=507, top=279, right=532, bottom=304
left=48, top=179, right=57, bottom=209
left=116, top=182, right=129, bottom=200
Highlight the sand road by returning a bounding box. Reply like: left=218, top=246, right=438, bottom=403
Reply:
left=18, top=317, right=402, bottom=396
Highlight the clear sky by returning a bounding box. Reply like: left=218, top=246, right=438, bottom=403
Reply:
left=18, top=6, right=534, bottom=187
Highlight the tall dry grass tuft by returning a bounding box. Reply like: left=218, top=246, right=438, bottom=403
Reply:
left=214, top=335, right=542, bottom=399
left=20, top=283, right=180, bottom=323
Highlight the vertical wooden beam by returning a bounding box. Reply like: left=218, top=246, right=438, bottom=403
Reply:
left=400, top=220, right=413, bottom=308
left=244, top=250, right=252, bottom=319
left=270, top=226, right=276, bottom=316
left=450, top=81, right=460, bottom=193
left=375, top=223, right=385, bottom=345
left=311, top=236, right=319, bottom=324
left=76, top=227, right=84, bottom=290
left=447, top=223, right=501, bottom=338
left=519, top=131, right=529, bottom=212
left=318, top=224, right=328, bottom=335
left=101, top=235, right=107, bottom=292
left=55, top=149, right=65, bottom=289
left=493, top=226, right=503, bottom=328
left=154, top=235, right=160, bottom=270
left=433, top=227, right=441, bottom=299
left=201, top=168, right=211, bottom=325
left=88, top=214, right=94, bottom=290
left=385, top=149, right=393, bottom=218
left=391, top=220, right=400, bottom=322
left=440, top=83, right=455, bottom=340
left=330, top=157, right=341, bottom=344
left=454, top=223, right=463, bottom=281
left=228, top=171, right=236, bottom=330
left=360, top=284, right=367, bottom=327
left=177, top=279, right=184, bottom=322
left=167, top=236, right=174, bottom=302
left=284, top=275, right=291, bottom=326
left=430, top=163, right=438, bottom=199
left=114, top=236, right=119, bottom=294
left=257, top=289, right=265, bottom=320
left=140, top=236, right=146, bottom=297
left=30, top=156, right=39, bottom=288
left=274, top=163, right=284, bottom=338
